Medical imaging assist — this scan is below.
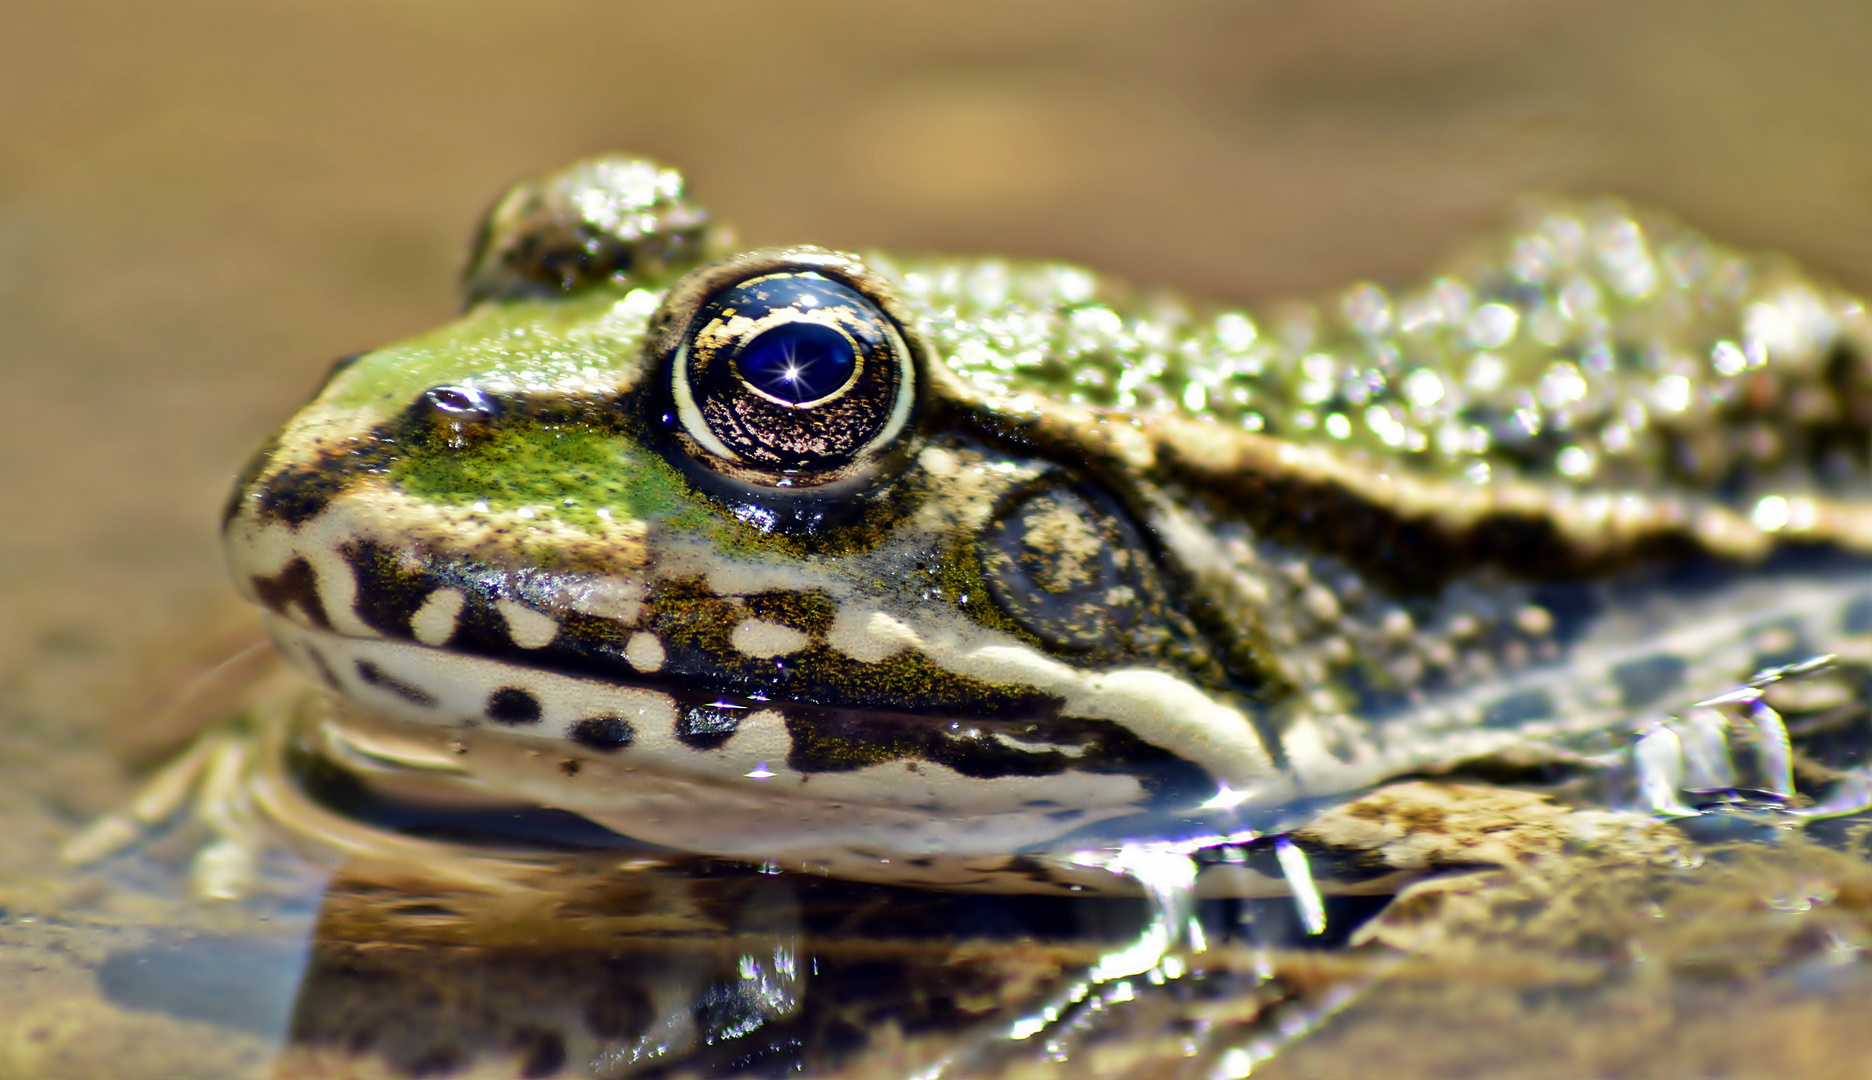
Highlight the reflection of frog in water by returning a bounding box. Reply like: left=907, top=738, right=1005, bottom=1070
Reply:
left=67, top=153, right=1872, bottom=902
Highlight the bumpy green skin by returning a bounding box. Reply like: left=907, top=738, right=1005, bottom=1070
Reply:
left=886, top=205, right=1865, bottom=492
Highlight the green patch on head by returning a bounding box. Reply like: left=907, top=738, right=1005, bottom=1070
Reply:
left=325, top=287, right=662, bottom=418
left=391, top=422, right=712, bottom=536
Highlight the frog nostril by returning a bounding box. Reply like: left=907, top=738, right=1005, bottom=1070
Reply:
left=426, top=385, right=497, bottom=417
left=417, top=385, right=504, bottom=450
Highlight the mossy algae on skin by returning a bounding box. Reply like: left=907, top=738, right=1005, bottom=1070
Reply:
left=390, top=421, right=710, bottom=537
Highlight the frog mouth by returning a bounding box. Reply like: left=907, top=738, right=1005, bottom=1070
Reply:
left=236, top=490, right=1284, bottom=811
left=259, top=613, right=1226, bottom=822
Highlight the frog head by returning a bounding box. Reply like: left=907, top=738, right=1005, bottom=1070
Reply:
left=222, top=156, right=1291, bottom=857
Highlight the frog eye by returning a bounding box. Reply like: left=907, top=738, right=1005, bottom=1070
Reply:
left=657, top=249, right=921, bottom=490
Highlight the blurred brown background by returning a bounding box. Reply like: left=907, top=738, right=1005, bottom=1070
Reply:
left=5, top=0, right=1872, bottom=744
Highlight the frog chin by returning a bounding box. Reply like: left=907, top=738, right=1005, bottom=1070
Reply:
left=318, top=696, right=1156, bottom=876
left=261, top=615, right=1232, bottom=855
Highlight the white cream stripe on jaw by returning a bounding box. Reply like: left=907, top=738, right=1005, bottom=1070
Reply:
left=409, top=588, right=464, bottom=646
left=248, top=541, right=1290, bottom=796
left=731, top=619, right=811, bottom=659
left=264, top=616, right=1159, bottom=854
left=229, top=479, right=1291, bottom=811
left=495, top=599, right=560, bottom=649
left=624, top=631, right=665, bottom=671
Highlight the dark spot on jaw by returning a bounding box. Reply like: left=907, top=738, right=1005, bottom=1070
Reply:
left=355, top=659, right=437, bottom=707
left=302, top=646, right=343, bottom=691
left=569, top=715, right=636, bottom=752
left=558, top=758, right=582, bottom=777
left=251, top=462, right=364, bottom=528
left=675, top=703, right=742, bottom=749
left=487, top=687, right=543, bottom=725
left=341, top=539, right=439, bottom=641
left=250, top=559, right=332, bottom=630
left=781, top=708, right=1214, bottom=804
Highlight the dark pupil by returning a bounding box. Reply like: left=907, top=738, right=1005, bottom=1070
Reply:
left=734, top=321, right=855, bottom=405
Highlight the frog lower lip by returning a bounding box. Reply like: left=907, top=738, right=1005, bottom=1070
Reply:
left=262, top=616, right=1215, bottom=806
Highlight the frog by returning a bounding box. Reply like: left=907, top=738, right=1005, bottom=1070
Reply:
left=66, top=154, right=1872, bottom=908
